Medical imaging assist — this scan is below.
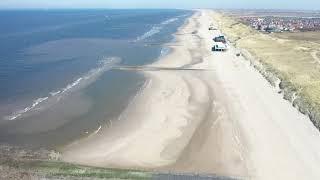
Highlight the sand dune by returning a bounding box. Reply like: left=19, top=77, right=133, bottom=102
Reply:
left=62, top=10, right=320, bottom=179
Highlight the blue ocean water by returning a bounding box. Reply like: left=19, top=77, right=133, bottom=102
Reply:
left=0, top=9, right=191, bottom=147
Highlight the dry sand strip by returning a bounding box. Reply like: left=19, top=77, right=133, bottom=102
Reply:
left=202, top=10, right=320, bottom=179
left=62, top=11, right=248, bottom=178
left=112, top=65, right=214, bottom=72
left=62, top=10, right=320, bottom=180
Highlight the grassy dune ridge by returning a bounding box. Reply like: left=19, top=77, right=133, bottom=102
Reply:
left=1, top=159, right=152, bottom=179
left=0, top=145, right=152, bottom=179
left=211, top=12, right=320, bottom=129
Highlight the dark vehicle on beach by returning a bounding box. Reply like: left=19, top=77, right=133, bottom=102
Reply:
left=209, top=26, right=217, bottom=30
left=213, top=35, right=227, bottom=43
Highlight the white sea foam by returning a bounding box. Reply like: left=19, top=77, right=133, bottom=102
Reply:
left=135, top=17, right=180, bottom=42
left=6, top=97, right=49, bottom=120
left=62, top=78, right=83, bottom=93
left=89, top=125, right=102, bottom=137
left=135, top=26, right=162, bottom=41
left=5, top=57, right=121, bottom=121
left=161, top=18, right=178, bottom=25
left=50, top=91, right=61, bottom=96
left=160, top=47, right=171, bottom=57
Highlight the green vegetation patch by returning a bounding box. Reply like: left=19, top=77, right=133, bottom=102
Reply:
left=6, top=160, right=152, bottom=180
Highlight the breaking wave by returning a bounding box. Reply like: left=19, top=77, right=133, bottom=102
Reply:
left=161, top=18, right=179, bottom=25
left=5, top=57, right=121, bottom=121
left=160, top=47, right=171, bottom=57
left=135, top=17, right=180, bottom=42
left=136, top=26, right=162, bottom=41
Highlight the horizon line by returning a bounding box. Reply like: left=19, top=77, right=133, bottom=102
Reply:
left=0, top=7, right=319, bottom=11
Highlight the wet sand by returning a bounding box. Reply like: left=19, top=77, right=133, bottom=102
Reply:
left=62, top=10, right=320, bottom=179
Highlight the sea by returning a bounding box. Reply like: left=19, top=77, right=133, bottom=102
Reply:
left=0, top=9, right=191, bottom=148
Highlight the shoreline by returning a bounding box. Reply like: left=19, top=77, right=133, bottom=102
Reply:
left=59, top=12, right=198, bottom=152
left=0, top=10, right=189, bottom=149
left=61, top=10, right=320, bottom=179
left=61, top=10, right=248, bottom=177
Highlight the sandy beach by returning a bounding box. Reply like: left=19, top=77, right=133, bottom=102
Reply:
left=62, top=10, right=320, bottom=179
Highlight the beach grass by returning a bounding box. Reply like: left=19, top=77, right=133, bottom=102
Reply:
left=272, top=31, right=320, bottom=43
left=2, top=159, right=152, bottom=179
left=33, top=161, right=151, bottom=179
left=211, top=11, right=320, bottom=128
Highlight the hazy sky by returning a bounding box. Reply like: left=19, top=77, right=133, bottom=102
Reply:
left=0, top=0, right=319, bottom=10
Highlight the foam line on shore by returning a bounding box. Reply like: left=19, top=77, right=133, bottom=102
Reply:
left=135, top=17, right=181, bottom=42
left=5, top=57, right=121, bottom=121
left=61, top=11, right=231, bottom=172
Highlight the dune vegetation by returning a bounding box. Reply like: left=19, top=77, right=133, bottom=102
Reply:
left=1, top=159, right=152, bottom=179
left=211, top=12, right=320, bottom=129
